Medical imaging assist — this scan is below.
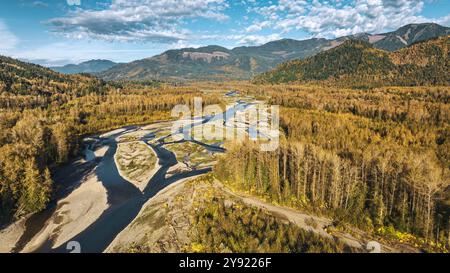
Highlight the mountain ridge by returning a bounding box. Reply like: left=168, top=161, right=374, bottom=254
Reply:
left=0, top=55, right=105, bottom=96
left=99, top=23, right=449, bottom=81
left=50, top=59, right=118, bottom=75
left=253, top=35, right=449, bottom=87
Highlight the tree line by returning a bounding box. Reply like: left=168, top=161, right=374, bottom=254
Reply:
left=215, top=140, right=449, bottom=251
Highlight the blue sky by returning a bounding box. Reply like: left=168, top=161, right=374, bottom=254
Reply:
left=0, top=0, right=448, bottom=66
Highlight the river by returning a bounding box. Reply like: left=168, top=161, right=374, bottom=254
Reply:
left=5, top=97, right=268, bottom=253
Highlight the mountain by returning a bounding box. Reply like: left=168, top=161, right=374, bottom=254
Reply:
left=0, top=55, right=104, bottom=96
left=373, top=23, right=450, bottom=51
left=253, top=35, right=449, bottom=87
left=50, top=59, right=118, bottom=75
left=330, top=23, right=450, bottom=51
left=99, top=23, right=449, bottom=82
left=100, top=39, right=331, bottom=81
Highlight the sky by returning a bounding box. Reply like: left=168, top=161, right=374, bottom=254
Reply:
left=0, top=0, right=449, bottom=66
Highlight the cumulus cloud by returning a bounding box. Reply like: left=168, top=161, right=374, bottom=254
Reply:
left=0, top=20, right=19, bottom=52
left=48, top=0, right=229, bottom=43
left=44, top=0, right=450, bottom=46
left=168, top=40, right=203, bottom=49
left=245, top=20, right=271, bottom=32
left=236, top=33, right=282, bottom=45
left=210, top=33, right=282, bottom=46
left=249, top=0, right=444, bottom=38
left=436, top=14, right=450, bottom=26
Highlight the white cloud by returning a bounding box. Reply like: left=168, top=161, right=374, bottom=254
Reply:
left=8, top=0, right=449, bottom=64
left=196, top=31, right=283, bottom=46
left=0, top=21, right=19, bottom=52
left=32, top=1, right=49, bottom=8
left=245, top=20, right=271, bottom=32
left=237, top=34, right=282, bottom=45
left=436, top=14, right=450, bottom=26
left=168, top=40, right=203, bottom=49
left=48, top=0, right=229, bottom=43
left=249, top=0, right=443, bottom=38
left=213, top=33, right=282, bottom=46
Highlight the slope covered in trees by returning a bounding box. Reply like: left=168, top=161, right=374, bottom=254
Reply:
left=0, top=55, right=107, bottom=97
left=114, top=175, right=354, bottom=253
left=214, top=84, right=450, bottom=252
left=254, top=36, right=449, bottom=88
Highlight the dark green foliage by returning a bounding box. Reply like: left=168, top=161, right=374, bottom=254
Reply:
left=254, top=36, right=449, bottom=87
left=192, top=198, right=351, bottom=253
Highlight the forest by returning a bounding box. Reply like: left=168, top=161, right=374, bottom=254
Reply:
left=0, top=57, right=222, bottom=223
left=190, top=191, right=354, bottom=253
left=254, top=36, right=449, bottom=88
left=214, top=84, right=450, bottom=252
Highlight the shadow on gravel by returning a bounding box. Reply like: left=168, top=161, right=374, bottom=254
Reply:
left=48, top=132, right=210, bottom=253
left=12, top=159, right=97, bottom=253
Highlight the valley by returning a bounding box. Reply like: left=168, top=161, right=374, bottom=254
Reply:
left=1, top=86, right=447, bottom=253
left=0, top=22, right=449, bottom=254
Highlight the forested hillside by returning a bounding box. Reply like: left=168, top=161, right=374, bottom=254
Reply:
left=0, top=56, right=106, bottom=97
left=254, top=36, right=449, bottom=87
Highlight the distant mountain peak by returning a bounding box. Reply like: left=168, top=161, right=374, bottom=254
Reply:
left=83, top=59, right=115, bottom=64
left=99, top=23, right=450, bottom=82
left=50, top=59, right=117, bottom=75
left=373, top=23, right=450, bottom=51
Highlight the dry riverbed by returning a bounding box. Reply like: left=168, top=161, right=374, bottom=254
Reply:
left=0, top=170, right=108, bottom=253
